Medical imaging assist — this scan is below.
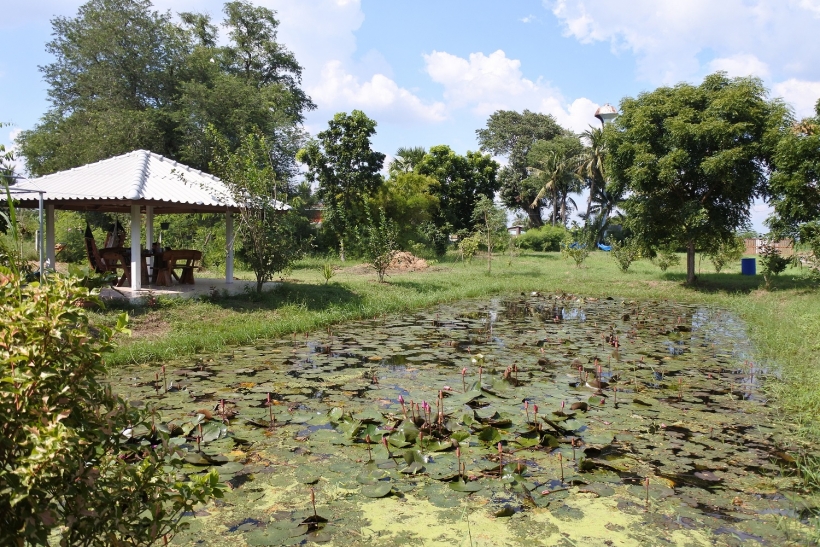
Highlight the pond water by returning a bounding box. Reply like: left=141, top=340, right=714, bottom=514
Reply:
left=110, top=293, right=819, bottom=546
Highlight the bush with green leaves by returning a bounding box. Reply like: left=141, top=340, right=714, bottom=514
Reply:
left=706, top=237, right=745, bottom=273
left=364, top=208, right=399, bottom=283
left=652, top=248, right=681, bottom=272
left=759, top=241, right=790, bottom=289
left=609, top=237, right=642, bottom=273
left=0, top=268, right=223, bottom=545
left=458, top=234, right=481, bottom=263
left=516, top=225, right=567, bottom=252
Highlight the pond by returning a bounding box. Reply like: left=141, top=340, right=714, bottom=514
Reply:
left=110, top=293, right=819, bottom=546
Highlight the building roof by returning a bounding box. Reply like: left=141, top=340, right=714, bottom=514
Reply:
left=10, top=150, right=288, bottom=214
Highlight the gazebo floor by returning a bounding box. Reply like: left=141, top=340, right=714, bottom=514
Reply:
left=99, top=278, right=261, bottom=300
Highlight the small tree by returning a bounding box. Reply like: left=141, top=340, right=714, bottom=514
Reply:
left=471, top=195, right=507, bottom=274
left=209, top=127, right=308, bottom=292
left=458, top=234, right=480, bottom=263
left=652, top=248, right=681, bottom=272
left=0, top=265, right=222, bottom=545
left=561, top=224, right=592, bottom=268
left=364, top=208, right=398, bottom=283
left=706, top=237, right=745, bottom=273
left=609, top=236, right=642, bottom=273
left=759, top=241, right=789, bottom=289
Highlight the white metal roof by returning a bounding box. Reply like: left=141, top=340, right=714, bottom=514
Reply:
left=10, top=150, right=289, bottom=213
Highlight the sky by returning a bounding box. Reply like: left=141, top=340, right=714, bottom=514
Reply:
left=3, top=0, right=820, bottom=232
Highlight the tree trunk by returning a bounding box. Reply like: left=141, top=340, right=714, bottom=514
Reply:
left=339, top=241, right=345, bottom=262
left=526, top=206, right=543, bottom=227
left=256, top=276, right=264, bottom=293
left=686, top=241, right=696, bottom=284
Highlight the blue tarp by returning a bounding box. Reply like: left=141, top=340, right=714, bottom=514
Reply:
left=597, top=243, right=611, bottom=251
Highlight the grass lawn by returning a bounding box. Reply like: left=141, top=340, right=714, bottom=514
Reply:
left=94, top=250, right=820, bottom=448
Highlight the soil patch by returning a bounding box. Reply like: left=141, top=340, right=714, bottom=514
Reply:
left=344, top=252, right=429, bottom=275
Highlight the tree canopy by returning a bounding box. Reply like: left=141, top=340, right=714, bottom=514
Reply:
left=606, top=72, right=787, bottom=283
left=768, top=99, right=820, bottom=251
left=297, top=110, right=385, bottom=258
left=17, top=0, right=313, bottom=181
left=476, top=110, right=566, bottom=226
left=415, top=145, right=500, bottom=232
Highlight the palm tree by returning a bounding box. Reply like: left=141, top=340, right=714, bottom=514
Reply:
left=388, top=146, right=427, bottom=176
left=576, top=126, right=606, bottom=218
left=580, top=185, right=623, bottom=243
left=529, top=150, right=581, bottom=226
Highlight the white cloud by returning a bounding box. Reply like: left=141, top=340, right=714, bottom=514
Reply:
left=773, top=79, right=820, bottom=118
left=547, top=0, right=820, bottom=85
left=424, top=49, right=599, bottom=132
left=310, top=61, right=447, bottom=123
left=708, top=54, right=770, bottom=79
left=520, top=15, right=537, bottom=23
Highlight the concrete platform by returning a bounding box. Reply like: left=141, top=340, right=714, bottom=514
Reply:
left=99, top=278, right=260, bottom=300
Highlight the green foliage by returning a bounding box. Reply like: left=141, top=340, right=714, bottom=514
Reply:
left=458, top=234, right=481, bottom=263
left=652, top=248, right=681, bottom=272
left=17, top=0, right=312, bottom=177
left=706, top=237, right=745, bottom=273
left=760, top=241, right=790, bottom=289
left=364, top=209, right=399, bottom=283
left=609, top=236, right=642, bottom=273
left=370, top=172, right=440, bottom=250
left=209, top=127, right=308, bottom=292
left=471, top=195, right=508, bottom=274
left=527, top=135, right=583, bottom=226
left=297, top=110, right=385, bottom=259
left=320, top=262, right=335, bottom=284
left=0, top=270, right=223, bottom=545
left=477, top=110, right=565, bottom=227
left=516, top=225, right=567, bottom=252
left=561, top=226, right=592, bottom=268
left=388, top=146, right=427, bottom=177
left=769, top=102, right=820, bottom=240
left=605, top=72, right=788, bottom=283
left=416, top=145, right=500, bottom=232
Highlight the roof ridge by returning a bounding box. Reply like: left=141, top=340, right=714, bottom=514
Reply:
left=126, top=150, right=150, bottom=200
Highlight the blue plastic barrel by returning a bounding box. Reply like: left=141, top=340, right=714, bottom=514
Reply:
left=741, top=257, right=756, bottom=275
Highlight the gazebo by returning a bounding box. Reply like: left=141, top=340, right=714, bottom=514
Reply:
left=10, top=150, right=288, bottom=291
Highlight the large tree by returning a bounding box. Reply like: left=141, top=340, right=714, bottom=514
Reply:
left=476, top=110, right=565, bottom=226
left=17, top=0, right=312, bottom=180
left=415, top=145, right=500, bottom=232
left=297, top=110, right=385, bottom=259
left=527, top=135, right=584, bottom=226
left=606, top=72, right=787, bottom=283
left=768, top=98, right=820, bottom=254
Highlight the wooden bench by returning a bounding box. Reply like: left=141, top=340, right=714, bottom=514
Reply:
left=154, top=250, right=202, bottom=286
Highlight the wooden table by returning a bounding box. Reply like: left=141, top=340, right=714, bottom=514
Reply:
left=153, top=250, right=202, bottom=286
left=99, top=248, right=149, bottom=287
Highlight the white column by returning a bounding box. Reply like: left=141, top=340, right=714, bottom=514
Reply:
left=130, top=204, right=141, bottom=291
left=46, top=204, right=55, bottom=269
left=225, top=210, right=234, bottom=284
left=145, top=206, right=154, bottom=276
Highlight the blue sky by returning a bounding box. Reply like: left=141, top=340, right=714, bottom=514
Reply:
left=3, top=0, right=820, bottom=231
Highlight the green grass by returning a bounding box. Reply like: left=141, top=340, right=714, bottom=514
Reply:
left=94, top=250, right=820, bottom=444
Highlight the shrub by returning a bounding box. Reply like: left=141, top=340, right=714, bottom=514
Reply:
left=517, top=225, right=567, bottom=252
left=365, top=208, right=399, bottom=283
left=0, top=269, right=223, bottom=545
left=652, top=248, right=681, bottom=272
left=706, top=237, right=745, bottom=273
left=458, top=234, right=481, bottom=263
left=759, top=241, right=789, bottom=289
left=609, top=237, right=642, bottom=273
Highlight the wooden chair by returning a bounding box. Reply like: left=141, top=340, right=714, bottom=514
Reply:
left=155, top=250, right=202, bottom=286
left=99, top=248, right=129, bottom=287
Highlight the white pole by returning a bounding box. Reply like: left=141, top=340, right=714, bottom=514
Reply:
left=145, top=206, right=154, bottom=277
left=38, top=193, right=44, bottom=275
left=46, top=204, right=55, bottom=269
left=225, top=210, right=234, bottom=285
left=130, top=204, right=141, bottom=291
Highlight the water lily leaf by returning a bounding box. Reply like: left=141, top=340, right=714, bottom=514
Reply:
left=328, top=407, right=344, bottom=422
left=361, top=482, right=393, bottom=498
left=396, top=420, right=419, bottom=442
left=200, top=422, right=227, bottom=442
left=403, top=449, right=425, bottom=465
left=427, top=439, right=457, bottom=452
left=400, top=461, right=425, bottom=475
left=477, top=427, right=502, bottom=444
left=388, top=430, right=410, bottom=448
left=183, top=451, right=216, bottom=465
left=449, top=479, right=484, bottom=493
left=450, top=429, right=471, bottom=442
